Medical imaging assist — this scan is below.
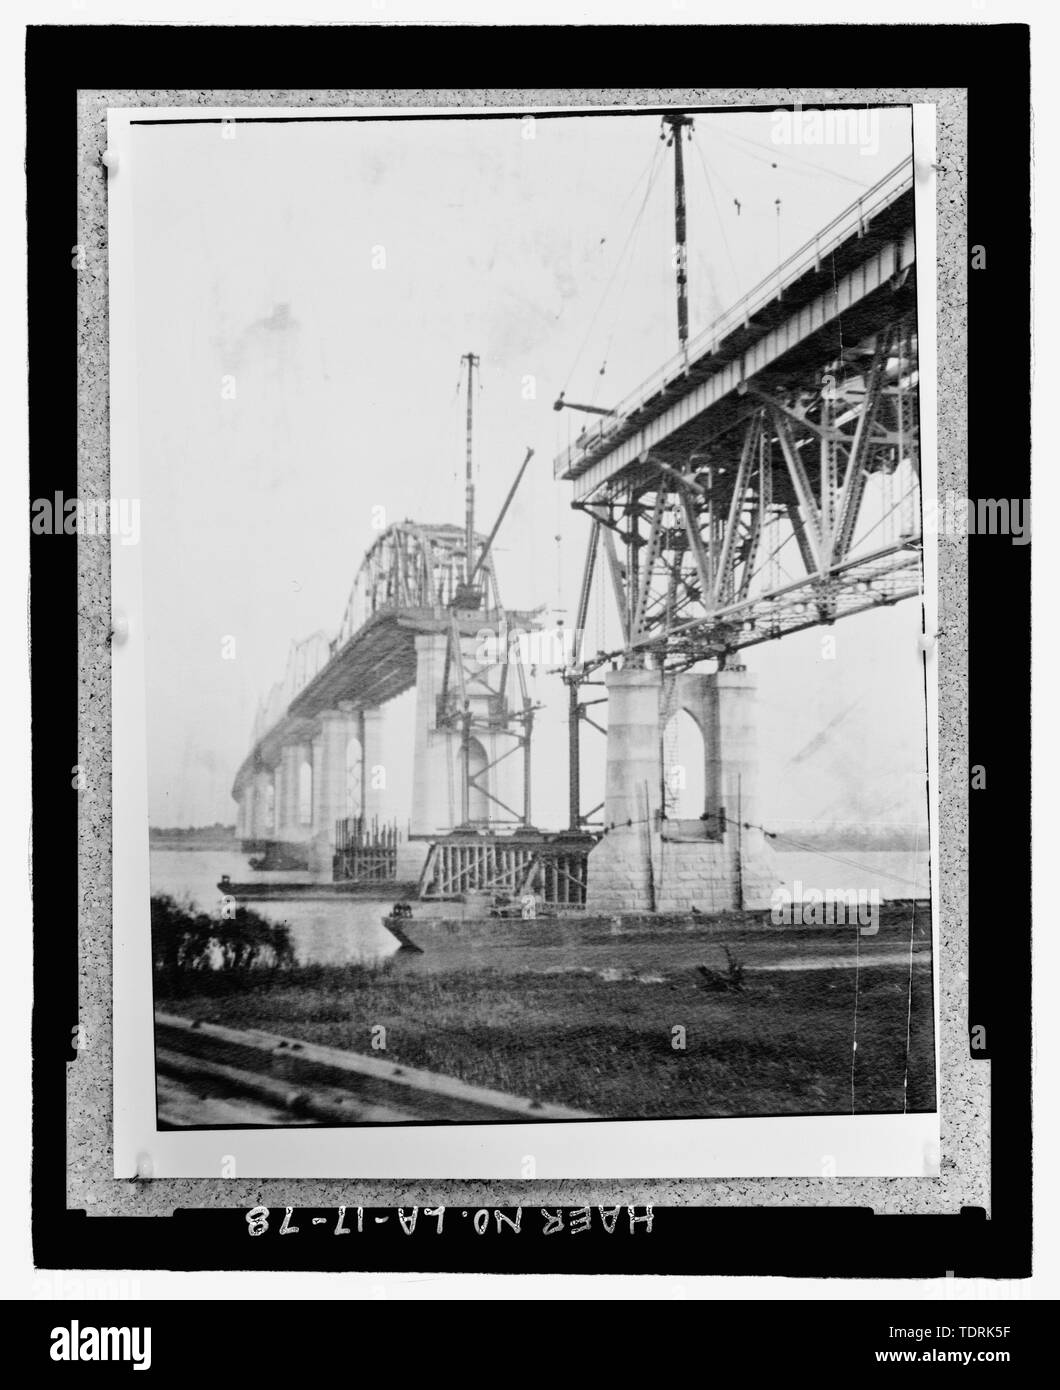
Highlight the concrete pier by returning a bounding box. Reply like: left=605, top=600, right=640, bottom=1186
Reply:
left=308, top=710, right=357, bottom=874
left=585, top=665, right=778, bottom=913
left=253, top=770, right=274, bottom=839
left=276, top=742, right=311, bottom=845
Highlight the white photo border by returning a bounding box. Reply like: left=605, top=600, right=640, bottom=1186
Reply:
left=110, top=101, right=940, bottom=1179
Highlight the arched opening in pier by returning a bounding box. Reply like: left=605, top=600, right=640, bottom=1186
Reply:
left=345, top=735, right=364, bottom=820
left=662, top=708, right=707, bottom=822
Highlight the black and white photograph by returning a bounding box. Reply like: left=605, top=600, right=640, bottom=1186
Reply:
left=106, top=99, right=939, bottom=1175
left=9, top=0, right=1047, bottom=1323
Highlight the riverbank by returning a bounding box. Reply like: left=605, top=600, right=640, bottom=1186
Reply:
left=156, top=911, right=935, bottom=1120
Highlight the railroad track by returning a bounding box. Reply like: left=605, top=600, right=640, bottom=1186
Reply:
left=156, top=1012, right=595, bottom=1126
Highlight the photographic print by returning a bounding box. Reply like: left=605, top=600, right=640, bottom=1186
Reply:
left=108, top=100, right=938, bottom=1173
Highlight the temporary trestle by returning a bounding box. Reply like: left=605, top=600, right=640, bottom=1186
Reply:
left=417, top=832, right=592, bottom=908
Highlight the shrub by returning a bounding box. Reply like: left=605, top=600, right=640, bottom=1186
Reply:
left=722, top=944, right=746, bottom=990
left=151, top=894, right=296, bottom=994
left=696, top=945, right=746, bottom=993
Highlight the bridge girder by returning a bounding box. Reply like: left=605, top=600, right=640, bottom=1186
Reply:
left=567, top=314, right=921, bottom=675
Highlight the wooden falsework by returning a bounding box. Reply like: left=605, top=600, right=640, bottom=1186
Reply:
left=417, top=834, right=592, bottom=905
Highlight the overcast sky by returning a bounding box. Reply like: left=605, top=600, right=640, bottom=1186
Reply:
left=129, top=104, right=923, bottom=833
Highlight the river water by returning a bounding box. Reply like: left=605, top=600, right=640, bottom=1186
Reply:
left=150, top=849, right=401, bottom=967
left=150, top=846, right=931, bottom=969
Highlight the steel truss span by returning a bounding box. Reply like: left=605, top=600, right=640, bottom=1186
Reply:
left=336, top=520, right=505, bottom=651
left=568, top=317, right=921, bottom=675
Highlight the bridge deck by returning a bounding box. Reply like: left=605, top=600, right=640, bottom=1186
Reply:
left=233, top=606, right=536, bottom=793
left=556, top=159, right=915, bottom=498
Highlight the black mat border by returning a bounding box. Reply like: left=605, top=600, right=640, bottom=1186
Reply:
left=28, top=21, right=1031, bottom=1277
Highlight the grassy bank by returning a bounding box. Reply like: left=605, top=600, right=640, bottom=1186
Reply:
left=157, top=952, right=935, bottom=1119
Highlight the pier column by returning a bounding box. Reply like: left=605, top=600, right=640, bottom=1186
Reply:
left=410, top=633, right=457, bottom=837
left=704, top=665, right=776, bottom=909
left=362, top=706, right=387, bottom=822
left=309, top=711, right=356, bottom=876
left=277, top=745, right=297, bottom=839
left=251, top=770, right=273, bottom=840
left=239, top=778, right=255, bottom=844
left=277, top=741, right=313, bottom=844
left=585, top=670, right=663, bottom=912
left=271, top=761, right=285, bottom=839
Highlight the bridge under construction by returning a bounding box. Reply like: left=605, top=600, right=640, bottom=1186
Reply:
left=231, top=124, right=921, bottom=915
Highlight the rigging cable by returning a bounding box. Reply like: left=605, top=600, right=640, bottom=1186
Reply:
left=594, top=145, right=669, bottom=398
left=692, top=132, right=741, bottom=301
left=710, top=121, right=876, bottom=189
left=597, top=809, right=926, bottom=892
left=560, top=136, right=666, bottom=398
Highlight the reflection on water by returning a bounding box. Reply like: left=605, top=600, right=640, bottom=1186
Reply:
left=150, top=846, right=931, bottom=969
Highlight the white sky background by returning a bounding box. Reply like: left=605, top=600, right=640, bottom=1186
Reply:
left=131, top=106, right=923, bottom=833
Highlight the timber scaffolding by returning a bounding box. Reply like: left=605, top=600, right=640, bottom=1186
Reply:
left=417, top=831, right=596, bottom=907
left=332, top=814, right=400, bottom=884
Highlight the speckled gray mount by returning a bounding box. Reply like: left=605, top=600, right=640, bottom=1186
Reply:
left=73, top=87, right=981, bottom=1222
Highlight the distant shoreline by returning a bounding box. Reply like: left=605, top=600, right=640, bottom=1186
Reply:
left=150, top=843, right=239, bottom=852
left=149, top=828, right=238, bottom=852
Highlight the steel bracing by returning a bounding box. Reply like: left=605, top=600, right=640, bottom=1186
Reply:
left=568, top=316, right=921, bottom=675
left=436, top=609, right=536, bottom=828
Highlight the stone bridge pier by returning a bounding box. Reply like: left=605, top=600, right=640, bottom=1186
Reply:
left=235, top=768, right=272, bottom=846
left=233, top=706, right=389, bottom=875
left=585, top=665, right=779, bottom=914
left=238, top=769, right=274, bottom=843
left=304, top=705, right=388, bottom=875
